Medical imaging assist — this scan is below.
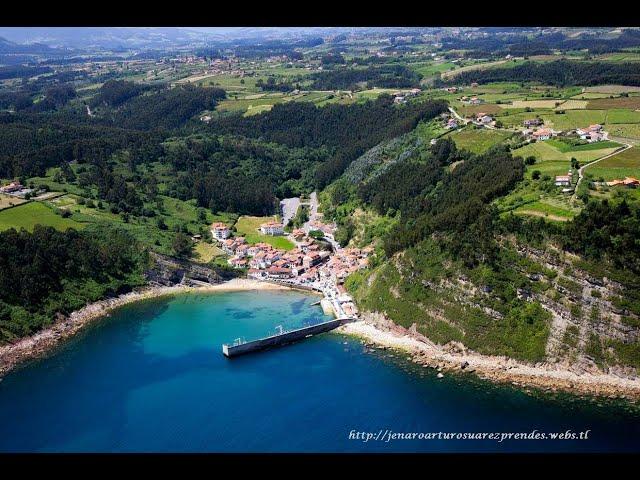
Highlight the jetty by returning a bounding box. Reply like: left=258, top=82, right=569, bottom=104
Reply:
left=222, top=317, right=355, bottom=358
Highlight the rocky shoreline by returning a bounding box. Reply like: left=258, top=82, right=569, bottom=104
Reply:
left=0, top=279, right=292, bottom=379
left=338, top=313, right=640, bottom=402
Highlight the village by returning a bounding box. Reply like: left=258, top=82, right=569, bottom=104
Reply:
left=438, top=87, right=636, bottom=195
left=210, top=213, right=372, bottom=320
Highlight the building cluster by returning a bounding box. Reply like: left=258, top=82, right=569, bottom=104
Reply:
left=393, top=88, right=421, bottom=104
left=576, top=124, right=607, bottom=143
left=307, top=220, right=336, bottom=237
left=461, top=95, right=483, bottom=105
left=210, top=220, right=371, bottom=293
left=319, top=246, right=373, bottom=285
left=523, top=121, right=608, bottom=144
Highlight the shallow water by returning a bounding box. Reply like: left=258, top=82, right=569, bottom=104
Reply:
left=0, top=290, right=638, bottom=452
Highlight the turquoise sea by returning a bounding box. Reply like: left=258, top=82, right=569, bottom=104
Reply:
left=0, top=290, right=638, bottom=452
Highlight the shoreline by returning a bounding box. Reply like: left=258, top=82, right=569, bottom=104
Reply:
left=338, top=315, right=640, bottom=401
left=3, top=277, right=639, bottom=402
left=0, top=278, right=294, bottom=379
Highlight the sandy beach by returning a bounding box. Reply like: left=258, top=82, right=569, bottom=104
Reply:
left=338, top=315, right=640, bottom=401
left=0, top=278, right=293, bottom=378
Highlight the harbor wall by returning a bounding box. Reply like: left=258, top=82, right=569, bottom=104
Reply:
left=223, top=318, right=347, bottom=357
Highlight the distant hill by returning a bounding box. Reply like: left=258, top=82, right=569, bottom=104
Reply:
left=0, top=36, right=60, bottom=54
left=0, top=28, right=210, bottom=51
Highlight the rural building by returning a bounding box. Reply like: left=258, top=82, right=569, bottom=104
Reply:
left=555, top=175, right=572, bottom=186
left=0, top=181, right=24, bottom=194
left=266, top=267, right=293, bottom=279
left=606, top=177, right=639, bottom=188
left=523, top=118, right=542, bottom=127
left=576, top=125, right=607, bottom=142
left=532, top=128, right=553, bottom=141
left=228, top=257, right=248, bottom=268
left=211, top=222, right=231, bottom=240
left=446, top=118, right=458, bottom=129
left=259, top=222, right=284, bottom=236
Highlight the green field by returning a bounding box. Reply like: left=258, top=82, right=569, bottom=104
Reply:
left=513, top=141, right=620, bottom=165
left=606, top=109, right=640, bottom=124
left=513, top=200, right=577, bottom=222
left=587, top=96, right=640, bottom=110
left=607, top=123, right=640, bottom=139
left=585, top=147, right=640, bottom=181
left=541, top=110, right=607, bottom=130
left=413, top=61, right=458, bottom=77
left=234, top=216, right=294, bottom=250
left=0, top=202, right=83, bottom=232
left=494, top=111, right=543, bottom=128
left=192, top=241, right=224, bottom=263
left=545, top=139, right=621, bottom=153
left=444, top=127, right=513, bottom=154
left=38, top=193, right=234, bottom=257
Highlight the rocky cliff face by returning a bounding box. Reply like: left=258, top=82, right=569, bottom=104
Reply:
left=145, top=253, right=236, bottom=287
left=352, top=239, right=639, bottom=378
left=516, top=245, right=639, bottom=378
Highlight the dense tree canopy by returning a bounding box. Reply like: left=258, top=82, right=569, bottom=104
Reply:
left=310, top=65, right=422, bottom=90
left=208, top=96, right=448, bottom=188
left=0, top=225, right=149, bottom=343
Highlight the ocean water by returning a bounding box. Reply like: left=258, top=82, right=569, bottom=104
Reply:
left=0, top=290, right=638, bottom=453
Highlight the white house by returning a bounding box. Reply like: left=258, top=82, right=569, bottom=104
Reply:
left=210, top=222, right=231, bottom=241
left=555, top=175, right=571, bottom=187
left=259, top=222, right=284, bottom=236
left=532, top=128, right=553, bottom=141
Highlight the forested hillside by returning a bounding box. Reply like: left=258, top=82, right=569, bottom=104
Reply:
left=444, top=60, right=640, bottom=87
left=0, top=225, right=149, bottom=342
left=325, top=137, right=640, bottom=369
left=208, top=96, right=448, bottom=188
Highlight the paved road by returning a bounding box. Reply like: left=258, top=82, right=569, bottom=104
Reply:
left=280, top=197, right=300, bottom=226
left=448, top=107, right=467, bottom=124
left=303, top=191, right=319, bottom=233
left=572, top=142, right=632, bottom=200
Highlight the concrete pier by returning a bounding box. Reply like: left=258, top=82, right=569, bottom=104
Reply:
left=222, top=318, right=354, bottom=358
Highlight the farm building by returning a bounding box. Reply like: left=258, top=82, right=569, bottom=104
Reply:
left=555, top=175, right=572, bottom=187
left=606, top=177, right=639, bottom=188
left=532, top=128, right=554, bottom=141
